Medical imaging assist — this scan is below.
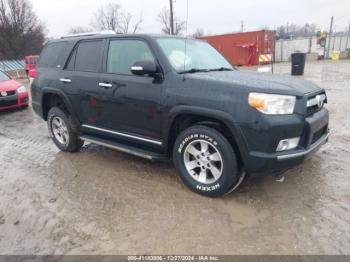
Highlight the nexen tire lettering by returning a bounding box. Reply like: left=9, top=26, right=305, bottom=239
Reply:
left=196, top=184, right=220, bottom=191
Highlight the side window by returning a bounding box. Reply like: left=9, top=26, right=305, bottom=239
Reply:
left=107, top=40, right=155, bottom=75
left=74, top=40, right=104, bottom=72
left=65, top=48, right=77, bottom=71
left=37, top=42, right=67, bottom=68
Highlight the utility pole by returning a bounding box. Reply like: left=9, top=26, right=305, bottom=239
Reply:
left=169, top=0, right=174, bottom=35
left=241, top=20, right=244, bottom=32
left=345, top=21, right=350, bottom=50
left=332, top=25, right=336, bottom=51
left=325, top=16, right=334, bottom=59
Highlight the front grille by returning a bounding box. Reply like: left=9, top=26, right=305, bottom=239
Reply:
left=0, top=91, right=16, bottom=97
left=311, top=126, right=327, bottom=145
left=0, top=99, right=17, bottom=107
left=306, top=92, right=326, bottom=116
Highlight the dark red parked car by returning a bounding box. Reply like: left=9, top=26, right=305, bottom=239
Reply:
left=0, top=71, right=29, bottom=111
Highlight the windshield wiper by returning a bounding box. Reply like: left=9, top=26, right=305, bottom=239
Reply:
left=178, top=68, right=209, bottom=74
left=179, top=67, right=234, bottom=74
left=207, top=67, right=234, bottom=72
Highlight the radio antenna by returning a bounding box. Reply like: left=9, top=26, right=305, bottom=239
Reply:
left=183, top=0, right=189, bottom=80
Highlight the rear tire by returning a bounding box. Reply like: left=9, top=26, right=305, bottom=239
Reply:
left=173, top=125, right=241, bottom=197
left=47, top=107, right=83, bottom=152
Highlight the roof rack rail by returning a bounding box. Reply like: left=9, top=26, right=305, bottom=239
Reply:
left=60, top=30, right=116, bottom=39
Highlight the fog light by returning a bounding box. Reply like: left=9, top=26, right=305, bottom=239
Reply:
left=276, top=137, right=300, bottom=152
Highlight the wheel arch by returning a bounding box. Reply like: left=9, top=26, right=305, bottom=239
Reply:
left=41, top=87, right=81, bottom=133
left=41, top=87, right=74, bottom=120
left=164, top=106, right=247, bottom=168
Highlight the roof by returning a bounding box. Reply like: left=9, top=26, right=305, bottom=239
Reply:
left=25, top=55, right=40, bottom=58
left=49, top=33, right=192, bottom=44
left=0, top=60, right=25, bottom=71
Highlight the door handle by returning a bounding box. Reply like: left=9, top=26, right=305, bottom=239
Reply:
left=99, top=82, right=113, bottom=88
left=59, top=78, right=72, bottom=83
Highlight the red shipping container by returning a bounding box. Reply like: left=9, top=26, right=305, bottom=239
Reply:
left=200, top=30, right=275, bottom=66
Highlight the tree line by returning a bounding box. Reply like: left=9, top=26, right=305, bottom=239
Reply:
left=0, top=0, right=193, bottom=60
left=0, top=0, right=329, bottom=60
left=68, top=4, right=188, bottom=36
left=0, top=0, right=44, bottom=60
left=275, top=24, right=318, bottom=40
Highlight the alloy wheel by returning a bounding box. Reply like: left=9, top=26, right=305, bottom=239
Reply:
left=51, top=116, right=69, bottom=145
left=183, top=139, right=223, bottom=184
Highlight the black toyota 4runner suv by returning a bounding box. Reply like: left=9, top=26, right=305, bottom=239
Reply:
left=31, top=33, right=329, bottom=197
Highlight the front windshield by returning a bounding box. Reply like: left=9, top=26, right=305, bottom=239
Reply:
left=156, top=38, right=233, bottom=73
left=0, top=71, right=10, bottom=81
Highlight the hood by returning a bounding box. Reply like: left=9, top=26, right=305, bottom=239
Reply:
left=188, top=70, right=322, bottom=96
left=0, top=80, right=22, bottom=92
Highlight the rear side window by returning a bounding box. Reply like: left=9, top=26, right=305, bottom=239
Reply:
left=37, top=42, right=66, bottom=68
left=66, top=48, right=77, bottom=71
left=74, top=40, right=104, bottom=72
left=107, top=40, right=155, bottom=75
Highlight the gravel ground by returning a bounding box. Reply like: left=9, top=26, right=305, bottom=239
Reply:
left=0, top=60, right=349, bottom=255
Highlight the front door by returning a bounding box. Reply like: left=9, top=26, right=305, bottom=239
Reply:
left=97, top=38, right=163, bottom=141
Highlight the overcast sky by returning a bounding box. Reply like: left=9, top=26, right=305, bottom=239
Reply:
left=32, top=0, right=350, bottom=37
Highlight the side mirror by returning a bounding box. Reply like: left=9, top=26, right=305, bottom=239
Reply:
left=131, top=61, right=158, bottom=77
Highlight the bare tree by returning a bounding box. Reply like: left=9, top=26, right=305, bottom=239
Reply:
left=119, top=12, right=143, bottom=34
left=92, top=3, right=120, bottom=32
left=92, top=3, right=142, bottom=34
left=192, top=28, right=205, bottom=38
left=0, top=0, right=45, bottom=59
left=158, top=8, right=185, bottom=35
left=68, top=26, right=93, bottom=34
left=276, top=23, right=317, bottom=40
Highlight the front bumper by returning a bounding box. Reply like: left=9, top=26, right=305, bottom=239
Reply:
left=0, top=92, right=29, bottom=111
left=236, top=108, right=329, bottom=173
left=246, top=130, right=329, bottom=174
left=277, top=131, right=329, bottom=161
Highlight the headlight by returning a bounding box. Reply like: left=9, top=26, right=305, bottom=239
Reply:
left=17, top=86, right=27, bottom=93
left=248, top=93, right=296, bottom=115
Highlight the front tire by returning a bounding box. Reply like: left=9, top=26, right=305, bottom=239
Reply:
left=47, top=107, right=83, bottom=152
left=173, top=125, right=241, bottom=197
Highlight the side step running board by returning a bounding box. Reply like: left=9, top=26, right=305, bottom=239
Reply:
left=80, top=135, right=167, bottom=161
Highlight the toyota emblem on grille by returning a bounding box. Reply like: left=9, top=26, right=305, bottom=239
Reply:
left=1, top=91, right=7, bottom=97
left=316, top=95, right=324, bottom=109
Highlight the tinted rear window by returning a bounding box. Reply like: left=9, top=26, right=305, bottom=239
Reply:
left=65, top=48, right=77, bottom=71
left=37, top=42, right=66, bottom=68
left=74, top=40, right=104, bottom=72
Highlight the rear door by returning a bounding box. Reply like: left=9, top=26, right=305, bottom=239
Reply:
left=59, top=39, right=108, bottom=127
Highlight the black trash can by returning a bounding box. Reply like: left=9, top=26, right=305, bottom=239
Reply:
left=291, top=53, right=306, bottom=76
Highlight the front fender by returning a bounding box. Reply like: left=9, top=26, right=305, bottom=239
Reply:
left=162, top=105, right=249, bottom=162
